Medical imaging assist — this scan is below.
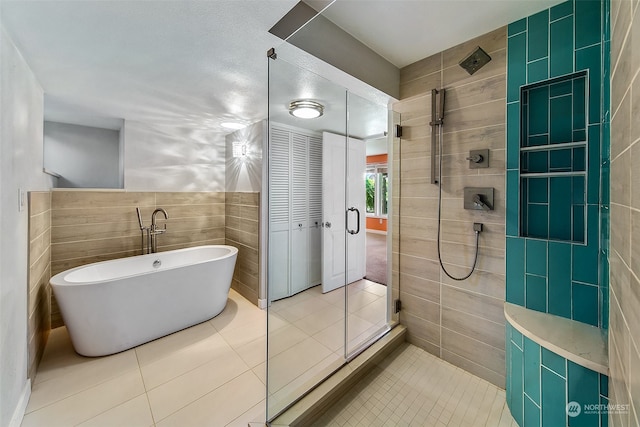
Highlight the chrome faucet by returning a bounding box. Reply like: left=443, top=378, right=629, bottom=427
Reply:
left=150, top=208, right=168, bottom=253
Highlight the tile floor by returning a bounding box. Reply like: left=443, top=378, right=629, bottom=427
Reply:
left=22, top=281, right=388, bottom=427
left=312, top=343, right=517, bottom=427
left=267, top=279, right=389, bottom=415
left=23, top=282, right=515, bottom=427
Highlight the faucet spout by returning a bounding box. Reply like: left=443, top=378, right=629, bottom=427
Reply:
left=150, top=208, right=169, bottom=253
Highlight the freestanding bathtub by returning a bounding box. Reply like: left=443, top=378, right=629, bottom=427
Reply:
left=50, top=245, right=238, bottom=357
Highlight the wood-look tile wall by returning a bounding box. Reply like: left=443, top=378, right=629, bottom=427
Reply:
left=225, top=192, right=260, bottom=304
left=609, top=0, right=640, bottom=424
left=393, top=26, right=507, bottom=388
left=27, top=191, right=52, bottom=379
left=50, top=190, right=226, bottom=327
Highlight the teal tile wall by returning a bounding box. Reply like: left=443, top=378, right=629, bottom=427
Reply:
left=505, top=0, right=610, bottom=329
left=506, top=323, right=608, bottom=427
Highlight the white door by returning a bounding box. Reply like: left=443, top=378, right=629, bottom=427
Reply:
left=346, top=138, right=366, bottom=283
left=322, top=132, right=367, bottom=293
left=321, top=132, right=347, bottom=293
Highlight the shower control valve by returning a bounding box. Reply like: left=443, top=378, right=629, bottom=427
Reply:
left=466, top=149, right=489, bottom=169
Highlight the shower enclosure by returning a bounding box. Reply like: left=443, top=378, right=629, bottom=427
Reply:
left=265, top=42, right=400, bottom=420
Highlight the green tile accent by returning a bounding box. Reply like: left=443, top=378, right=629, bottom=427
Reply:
left=524, top=151, right=549, bottom=173
left=600, top=396, right=609, bottom=427
left=528, top=86, right=550, bottom=135
left=528, top=177, right=549, bottom=203
left=528, top=58, right=549, bottom=83
left=524, top=394, right=541, bottom=427
left=572, top=176, right=585, bottom=204
left=576, top=44, right=602, bottom=124
left=507, top=171, right=520, bottom=236
left=548, top=241, right=572, bottom=318
left=550, top=149, right=572, bottom=171
left=526, top=239, right=548, bottom=275
left=512, top=326, right=524, bottom=349
left=573, top=204, right=586, bottom=243
left=526, top=274, right=547, bottom=312
left=573, top=146, right=586, bottom=171
left=573, top=77, right=587, bottom=131
left=575, top=0, right=602, bottom=49
left=542, top=347, right=566, bottom=377
left=528, top=9, right=549, bottom=61
left=511, top=342, right=524, bottom=426
left=572, top=282, right=599, bottom=326
left=573, top=129, right=587, bottom=142
left=573, top=204, right=599, bottom=283
left=550, top=0, right=573, bottom=21
left=508, top=33, right=527, bottom=102
left=528, top=135, right=549, bottom=146
left=550, top=95, right=573, bottom=143
left=550, top=79, right=573, bottom=96
left=549, top=176, right=572, bottom=241
left=568, top=361, right=600, bottom=425
left=587, top=124, right=601, bottom=204
left=550, top=16, right=574, bottom=77
left=542, top=367, right=568, bottom=426
left=599, top=373, right=608, bottom=397
left=506, top=237, right=525, bottom=305
left=507, top=103, right=521, bottom=169
left=524, top=339, right=541, bottom=405
left=509, top=18, right=527, bottom=36
left=528, top=204, right=549, bottom=239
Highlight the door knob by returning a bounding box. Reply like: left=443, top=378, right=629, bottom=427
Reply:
left=323, top=222, right=332, bottom=228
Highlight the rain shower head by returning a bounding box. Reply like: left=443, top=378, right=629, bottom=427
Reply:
left=459, top=46, right=492, bottom=75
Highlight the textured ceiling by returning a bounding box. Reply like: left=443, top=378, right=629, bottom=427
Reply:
left=1, top=0, right=563, bottom=138
left=322, top=0, right=564, bottom=68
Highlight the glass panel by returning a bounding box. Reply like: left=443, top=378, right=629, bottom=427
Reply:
left=265, top=37, right=397, bottom=421
left=266, top=54, right=347, bottom=420
left=345, top=91, right=390, bottom=356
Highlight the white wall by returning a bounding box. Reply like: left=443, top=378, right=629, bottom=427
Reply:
left=0, top=27, right=51, bottom=427
left=44, top=121, right=122, bottom=188
left=225, top=120, right=264, bottom=192
left=123, top=121, right=225, bottom=191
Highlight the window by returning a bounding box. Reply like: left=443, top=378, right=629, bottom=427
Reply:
left=366, top=164, right=388, bottom=217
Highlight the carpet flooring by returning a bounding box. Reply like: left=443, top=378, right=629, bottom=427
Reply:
left=365, top=232, right=387, bottom=285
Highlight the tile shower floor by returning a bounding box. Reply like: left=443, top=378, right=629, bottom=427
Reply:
left=313, top=343, right=517, bottom=427
left=23, top=283, right=514, bottom=426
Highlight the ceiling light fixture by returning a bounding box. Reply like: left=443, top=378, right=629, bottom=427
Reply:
left=221, top=122, right=247, bottom=130
left=288, top=100, right=324, bottom=119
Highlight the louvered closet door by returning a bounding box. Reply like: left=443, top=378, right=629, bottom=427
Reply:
left=308, top=135, right=322, bottom=286
left=290, top=132, right=309, bottom=294
left=268, top=127, right=290, bottom=301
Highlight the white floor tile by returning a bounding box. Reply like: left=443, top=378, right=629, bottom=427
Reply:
left=76, top=394, right=154, bottom=427
left=22, top=370, right=145, bottom=427
left=155, top=371, right=264, bottom=427
left=147, top=346, right=250, bottom=421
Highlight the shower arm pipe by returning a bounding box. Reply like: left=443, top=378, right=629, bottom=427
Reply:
left=430, top=88, right=445, bottom=185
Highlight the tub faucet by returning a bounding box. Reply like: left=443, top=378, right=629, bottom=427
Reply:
left=150, top=208, right=168, bottom=253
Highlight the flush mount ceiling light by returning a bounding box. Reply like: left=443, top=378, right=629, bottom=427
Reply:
left=221, top=122, right=247, bottom=130
left=288, top=100, right=324, bottom=119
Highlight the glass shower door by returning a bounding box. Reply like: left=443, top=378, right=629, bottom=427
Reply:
left=265, top=44, right=395, bottom=421
left=266, top=52, right=348, bottom=420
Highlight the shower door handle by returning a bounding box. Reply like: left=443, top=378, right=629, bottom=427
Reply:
left=346, top=207, right=361, bottom=235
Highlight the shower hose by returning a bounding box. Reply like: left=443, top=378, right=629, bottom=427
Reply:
left=435, top=123, right=480, bottom=281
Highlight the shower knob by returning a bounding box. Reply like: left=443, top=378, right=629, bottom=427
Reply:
left=466, top=154, right=483, bottom=163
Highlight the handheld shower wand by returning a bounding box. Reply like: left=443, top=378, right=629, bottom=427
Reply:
left=431, top=88, right=481, bottom=281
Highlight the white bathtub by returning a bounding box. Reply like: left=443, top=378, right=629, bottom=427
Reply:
left=50, top=245, right=238, bottom=357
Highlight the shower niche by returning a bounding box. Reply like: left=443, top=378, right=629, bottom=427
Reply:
left=519, top=71, right=588, bottom=243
